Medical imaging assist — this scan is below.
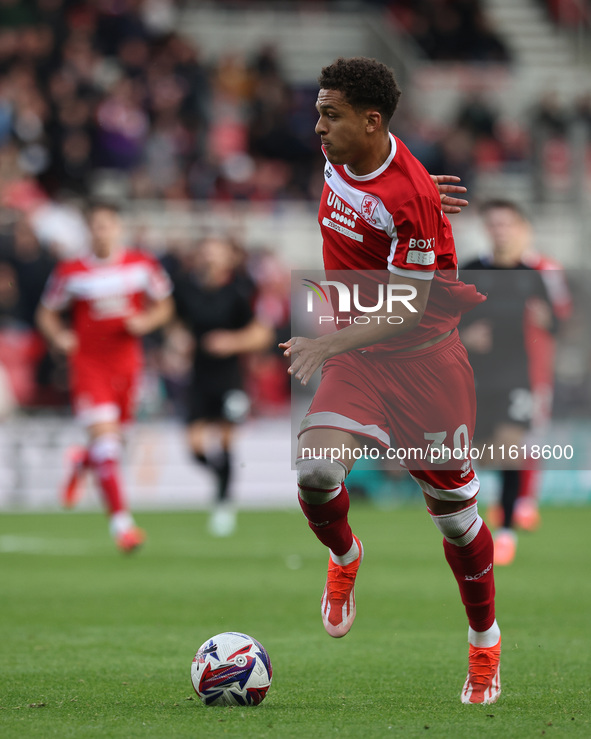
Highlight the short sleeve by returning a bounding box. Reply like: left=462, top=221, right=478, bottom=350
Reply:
left=387, top=195, right=441, bottom=281
left=172, top=274, right=191, bottom=324
left=145, top=255, right=173, bottom=300
left=40, top=263, right=72, bottom=311
left=233, top=287, right=255, bottom=330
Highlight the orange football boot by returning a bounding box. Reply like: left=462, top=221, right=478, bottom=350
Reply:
left=321, top=535, right=363, bottom=638
left=461, top=638, right=501, bottom=705
left=116, top=527, right=146, bottom=554
left=494, top=529, right=517, bottom=566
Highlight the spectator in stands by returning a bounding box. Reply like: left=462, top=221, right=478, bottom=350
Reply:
left=95, top=77, right=149, bottom=170
left=389, top=0, right=510, bottom=62
left=9, top=214, right=56, bottom=327
left=545, top=0, right=590, bottom=27
left=49, top=129, right=93, bottom=196
left=0, top=255, right=47, bottom=408
left=0, top=259, right=26, bottom=328
left=455, top=91, right=498, bottom=141
left=574, top=92, right=591, bottom=132
left=531, top=91, right=571, bottom=138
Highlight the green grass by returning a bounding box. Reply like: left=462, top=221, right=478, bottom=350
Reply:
left=0, top=506, right=589, bottom=739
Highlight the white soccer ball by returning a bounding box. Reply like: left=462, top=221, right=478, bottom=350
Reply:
left=191, top=632, right=273, bottom=706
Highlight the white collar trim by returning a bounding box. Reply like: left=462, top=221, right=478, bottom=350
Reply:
left=344, top=133, right=397, bottom=181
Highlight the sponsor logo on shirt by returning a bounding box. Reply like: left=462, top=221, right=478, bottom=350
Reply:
left=91, top=294, right=132, bottom=319
left=407, top=250, right=435, bottom=266
left=322, top=218, right=363, bottom=242
left=409, top=237, right=434, bottom=250
left=324, top=190, right=363, bottom=242
left=460, top=458, right=472, bottom=477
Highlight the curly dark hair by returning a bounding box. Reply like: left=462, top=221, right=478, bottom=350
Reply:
left=318, top=57, right=402, bottom=125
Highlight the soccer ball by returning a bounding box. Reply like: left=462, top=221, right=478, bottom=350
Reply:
left=191, top=631, right=273, bottom=706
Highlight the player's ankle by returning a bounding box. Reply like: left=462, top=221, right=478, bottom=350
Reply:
left=469, top=619, right=501, bottom=648
left=330, top=537, right=360, bottom=566
left=109, top=510, right=135, bottom=538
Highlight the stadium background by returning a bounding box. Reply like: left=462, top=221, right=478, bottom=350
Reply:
left=1, top=0, right=591, bottom=512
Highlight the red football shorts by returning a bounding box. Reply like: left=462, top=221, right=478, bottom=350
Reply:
left=70, top=356, right=139, bottom=427
left=299, top=330, right=480, bottom=502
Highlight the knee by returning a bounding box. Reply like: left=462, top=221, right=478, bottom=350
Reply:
left=296, top=457, right=347, bottom=504
left=429, top=501, right=482, bottom=547
left=89, top=433, right=122, bottom=463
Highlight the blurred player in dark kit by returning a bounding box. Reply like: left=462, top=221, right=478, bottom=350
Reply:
left=172, top=236, right=273, bottom=536
left=37, top=201, right=174, bottom=552
left=462, top=200, right=565, bottom=565
left=281, top=57, right=501, bottom=704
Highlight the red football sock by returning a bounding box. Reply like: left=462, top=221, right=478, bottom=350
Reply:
left=88, top=436, right=126, bottom=516
left=298, top=484, right=353, bottom=556
left=443, top=522, right=496, bottom=632
left=518, top=466, right=540, bottom=500
left=77, top=447, right=91, bottom=468
left=92, top=458, right=126, bottom=515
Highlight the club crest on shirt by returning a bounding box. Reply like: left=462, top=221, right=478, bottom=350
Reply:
left=360, top=194, right=379, bottom=224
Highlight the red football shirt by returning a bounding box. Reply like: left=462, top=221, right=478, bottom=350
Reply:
left=318, top=133, right=483, bottom=350
left=41, top=249, right=172, bottom=372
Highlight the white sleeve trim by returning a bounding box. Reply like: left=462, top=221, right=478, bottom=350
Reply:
left=387, top=265, right=435, bottom=281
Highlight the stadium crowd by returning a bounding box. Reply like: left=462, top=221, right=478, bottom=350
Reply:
left=387, top=0, right=510, bottom=62
left=0, top=0, right=321, bottom=203
left=2, top=0, right=589, bottom=211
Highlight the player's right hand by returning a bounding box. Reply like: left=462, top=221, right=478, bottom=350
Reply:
left=53, top=329, right=78, bottom=355
left=279, top=336, right=327, bottom=387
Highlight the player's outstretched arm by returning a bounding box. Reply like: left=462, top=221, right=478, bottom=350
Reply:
left=430, top=175, right=468, bottom=215
left=280, top=273, right=430, bottom=386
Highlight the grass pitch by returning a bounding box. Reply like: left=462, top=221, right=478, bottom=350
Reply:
left=0, top=505, right=589, bottom=739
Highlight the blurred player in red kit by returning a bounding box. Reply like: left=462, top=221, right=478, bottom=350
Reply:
left=281, top=58, right=501, bottom=704
left=36, top=201, right=174, bottom=552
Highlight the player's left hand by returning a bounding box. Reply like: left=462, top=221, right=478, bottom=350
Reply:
left=279, top=336, right=326, bottom=386
left=430, top=175, right=468, bottom=215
